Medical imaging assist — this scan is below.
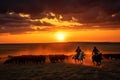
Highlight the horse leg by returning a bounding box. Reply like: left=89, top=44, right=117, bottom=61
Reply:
left=96, top=62, right=99, bottom=66
left=79, top=59, right=82, bottom=64
left=92, top=60, right=95, bottom=65
left=97, top=61, right=101, bottom=66
left=92, top=58, right=95, bottom=65
left=77, top=59, right=80, bottom=63
left=78, top=59, right=81, bottom=64
left=80, top=59, right=83, bottom=64
left=99, top=61, right=101, bottom=65
left=81, top=60, right=83, bottom=64
left=75, top=59, right=77, bottom=63
left=74, top=59, right=76, bottom=63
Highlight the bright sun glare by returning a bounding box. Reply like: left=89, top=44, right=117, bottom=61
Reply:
left=56, top=32, right=65, bottom=41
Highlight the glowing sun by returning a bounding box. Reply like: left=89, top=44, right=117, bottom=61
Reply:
left=56, top=32, right=66, bottom=41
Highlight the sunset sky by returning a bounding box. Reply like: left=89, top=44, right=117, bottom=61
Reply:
left=0, top=0, right=120, bottom=43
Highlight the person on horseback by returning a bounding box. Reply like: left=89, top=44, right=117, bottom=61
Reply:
left=92, top=46, right=102, bottom=65
left=75, top=46, right=81, bottom=59
left=73, top=46, right=84, bottom=64
left=92, top=46, right=100, bottom=56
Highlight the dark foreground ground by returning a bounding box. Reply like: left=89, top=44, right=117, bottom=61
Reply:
left=0, top=59, right=120, bottom=80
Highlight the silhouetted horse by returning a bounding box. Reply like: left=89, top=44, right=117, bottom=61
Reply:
left=92, top=53, right=102, bottom=66
left=72, top=51, right=85, bottom=64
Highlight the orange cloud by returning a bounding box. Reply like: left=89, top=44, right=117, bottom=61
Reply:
left=19, top=13, right=30, bottom=18
left=31, top=12, right=83, bottom=27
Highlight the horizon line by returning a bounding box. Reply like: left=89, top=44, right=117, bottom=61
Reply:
left=0, top=41, right=120, bottom=44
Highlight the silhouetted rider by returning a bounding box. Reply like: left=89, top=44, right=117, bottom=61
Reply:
left=75, top=46, right=81, bottom=58
left=92, top=46, right=100, bottom=56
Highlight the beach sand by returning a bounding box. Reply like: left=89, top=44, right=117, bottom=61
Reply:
left=0, top=57, right=120, bottom=80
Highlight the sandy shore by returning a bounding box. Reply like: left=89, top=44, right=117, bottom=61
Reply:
left=0, top=58, right=120, bottom=80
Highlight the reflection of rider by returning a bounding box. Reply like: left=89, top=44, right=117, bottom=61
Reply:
left=92, top=46, right=99, bottom=56
left=75, top=46, right=81, bottom=58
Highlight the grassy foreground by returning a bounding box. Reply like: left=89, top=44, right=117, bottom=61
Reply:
left=0, top=59, right=120, bottom=80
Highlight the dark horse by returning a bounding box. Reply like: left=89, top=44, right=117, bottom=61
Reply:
left=92, top=53, right=102, bottom=66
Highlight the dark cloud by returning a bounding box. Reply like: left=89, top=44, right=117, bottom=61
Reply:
left=0, top=13, right=52, bottom=34
left=1, top=0, right=120, bottom=17
left=0, top=0, right=120, bottom=34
